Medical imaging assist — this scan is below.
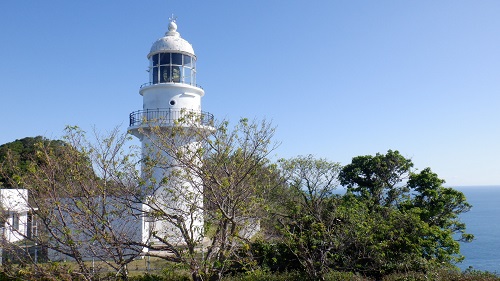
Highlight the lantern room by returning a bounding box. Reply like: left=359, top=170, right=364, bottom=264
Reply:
left=147, top=20, right=197, bottom=86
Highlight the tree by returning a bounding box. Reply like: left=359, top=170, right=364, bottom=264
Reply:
left=406, top=167, right=473, bottom=262
left=0, top=136, right=66, bottom=188
left=339, top=150, right=473, bottom=271
left=276, top=155, right=343, bottom=280
left=274, top=155, right=425, bottom=278
left=271, top=152, right=473, bottom=279
left=0, top=126, right=143, bottom=280
left=339, top=150, right=413, bottom=207
left=0, top=118, right=280, bottom=281
left=132, top=117, right=280, bottom=281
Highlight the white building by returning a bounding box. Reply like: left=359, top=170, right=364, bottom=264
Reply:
left=129, top=18, right=213, bottom=246
left=0, top=189, right=35, bottom=265
left=46, top=18, right=212, bottom=262
left=47, top=197, right=149, bottom=262
left=0, top=189, right=31, bottom=243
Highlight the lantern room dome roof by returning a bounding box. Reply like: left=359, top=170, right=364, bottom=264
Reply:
left=148, top=20, right=195, bottom=58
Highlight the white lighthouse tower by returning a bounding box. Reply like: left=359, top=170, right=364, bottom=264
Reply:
left=128, top=18, right=213, bottom=246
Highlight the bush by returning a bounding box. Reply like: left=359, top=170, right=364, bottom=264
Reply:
left=461, top=268, right=500, bottom=281
left=248, top=240, right=300, bottom=273
left=221, top=270, right=305, bottom=281
left=129, top=273, right=168, bottom=281
left=324, top=270, right=369, bottom=281
left=222, top=269, right=371, bottom=281
left=381, top=267, right=500, bottom=281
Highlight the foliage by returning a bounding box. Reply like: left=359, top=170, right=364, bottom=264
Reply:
left=0, top=126, right=477, bottom=281
left=221, top=269, right=305, bottom=281
left=276, top=155, right=343, bottom=280
left=0, top=136, right=66, bottom=188
left=381, top=267, right=500, bottom=281
left=0, top=262, right=75, bottom=281
left=245, top=240, right=299, bottom=273
left=128, top=274, right=169, bottom=281
left=406, top=167, right=473, bottom=243
left=199, top=119, right=280, bottom=278
left=132, top=117, right=280, bottom=281
left=0, top=126, right=142, bottom=280
left=338, top=150, right=473, bottom=273
left=272, top=151, right=473, bottom=280
left=339, top=150, right=413, bottom=207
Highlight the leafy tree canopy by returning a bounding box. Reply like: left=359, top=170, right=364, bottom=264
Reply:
left=339, top=149, right=413, bottom=206
left=273, top=151, right=473, bottom=279
left=339, top=150, right=473, bottom=265
left=0, top=136, right=66, bottom=188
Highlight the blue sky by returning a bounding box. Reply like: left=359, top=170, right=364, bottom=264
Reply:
left=1, top=1, right=499, bottom=186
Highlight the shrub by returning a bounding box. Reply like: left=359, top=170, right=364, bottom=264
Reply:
left=324, top=270, right=369, bottom=281
left=221, top=270, right=305, bottom=281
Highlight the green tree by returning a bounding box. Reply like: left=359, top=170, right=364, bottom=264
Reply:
left=408, top=168, right=471, bottom=235
left=339, top=150, right=413, bottom=207
left=405, top=167, right=473, bottom=263
left=274, top=151, right=473, bottom=279
left=339, top=150, right=473, bottom=271
left=322, top=195, right=433, bottom=276
left=0, top=136, right=66, bottom=187
left=277, top=155, right=343, bottom=280
left=275, top=155, right=431, bottom=278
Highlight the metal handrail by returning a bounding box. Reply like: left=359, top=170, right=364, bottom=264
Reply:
left=140, top=82, right=203, bottom=89
left=129, top=108, right=214, bottom=127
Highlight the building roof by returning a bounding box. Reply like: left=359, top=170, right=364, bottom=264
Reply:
left=148, top=20, right=195, bottom=58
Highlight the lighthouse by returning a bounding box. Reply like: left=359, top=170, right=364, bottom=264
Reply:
left=128, top=18, right=213, bottom=245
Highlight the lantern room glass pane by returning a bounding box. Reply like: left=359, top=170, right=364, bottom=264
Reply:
left=160, top=66, right=170, bottom=82
left=183, top=67, right=192, bottom=84
left=152, top=54, right=159, bottom=66
left=152, top=67, right=159, bottom=84
left=183, top=55, right=192, bottom=67
left=160, top=53, right=170, bottom=65
left=172, top=53, right=182, bottom=65
left=172, top=66, right=180, bottom=82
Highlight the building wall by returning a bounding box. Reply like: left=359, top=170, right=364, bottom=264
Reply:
left=1, top=189, right=30, bottom=243
left=47, top=198, right=149, bottom=261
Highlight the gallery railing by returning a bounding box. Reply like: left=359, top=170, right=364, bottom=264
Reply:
left=129, top=108, right=214, bottom=127
left=140, top=82, right=203, bottom=89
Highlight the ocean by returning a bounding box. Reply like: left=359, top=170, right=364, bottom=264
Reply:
left=456, top=186, right=500, bottom=273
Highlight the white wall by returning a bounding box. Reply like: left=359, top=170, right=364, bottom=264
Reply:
left=47, top=198, right=149, bottom=262
left=1, top=189, right=30, bottom=243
